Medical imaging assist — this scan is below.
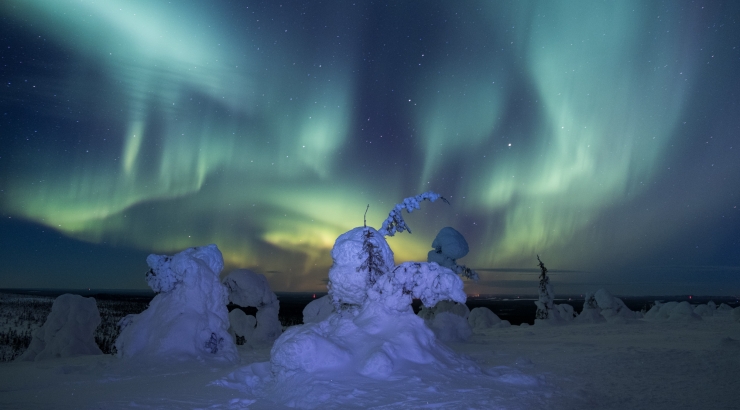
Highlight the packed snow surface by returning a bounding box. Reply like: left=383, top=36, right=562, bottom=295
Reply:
left=2, top=312, right=740, bottom=409
left=18, top=293, right=102, bottom=361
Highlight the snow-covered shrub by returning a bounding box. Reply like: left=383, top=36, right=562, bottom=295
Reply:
left=18, top=294, right=102, bottom=361
left=228, top=309, right=256, bottom=345
left=468, top=307, right=510, bottom=330
left=427, top=227, right=479, bottom=280
left=554, top=304, right=577, bottom=322
left=223, top=269, right=281, bottom=346
left=593, top=289, right=638, bottom=322
left=575, top=292, right=606, bottom=323
left=418, top=300, right=472, bottom=341
left=302, top=295, right=335, bottom=324
left=115, top=245, right=237, bottom=362
left=429, top=312, right=472, bottom=342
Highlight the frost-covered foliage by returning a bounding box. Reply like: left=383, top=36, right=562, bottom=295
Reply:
left=302, top=295, right=335, bottom=324
left=17, top=294, right=102, bottom=361
left=534, top=256, right=554, bottom=320
left=427, top=227, right=479, bottom=281
left=267, top=222, right=470, bottom=381
left=115, top=245, right=237, bottom=362
left=378, top=191, right=446, bottom=237
left=223, top=270, right=281, bottom=346
left=468, top=307, right=511, bottom=330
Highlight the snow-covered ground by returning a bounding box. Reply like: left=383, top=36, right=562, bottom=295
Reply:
left=1, top=315, right=738, bottom=409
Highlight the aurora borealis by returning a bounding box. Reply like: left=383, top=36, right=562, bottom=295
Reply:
left=1, top=1, right=739, bottom=295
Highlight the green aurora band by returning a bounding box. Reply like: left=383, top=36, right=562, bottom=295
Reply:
left=2, top=1, right=731, bottom=293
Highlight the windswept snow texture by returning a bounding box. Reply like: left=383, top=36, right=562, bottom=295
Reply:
left=17, top=294, right=101, bottom=361
left=115, top=245, right=237, bottom=362
left=302, top=295, right=335, bottom=324
left=223, top=270, right=282, bottom=345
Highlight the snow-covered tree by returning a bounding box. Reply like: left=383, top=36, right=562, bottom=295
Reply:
left=378, top=191, right=447, bottom=237
left=222, top=269, right=282, bottom=346
left=18, top=294, right=102, bottom=361
left=115, top=245, right=237, bottom=362
left=427, top=227, right=479, bottom=281
left=534, top=255, right=554, bottom=320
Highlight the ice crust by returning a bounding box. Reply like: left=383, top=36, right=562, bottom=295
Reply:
left=114, top=244, right=237, bottom=362
left=18, top=293, right=102, bottom=361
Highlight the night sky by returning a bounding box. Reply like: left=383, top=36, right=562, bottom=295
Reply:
left=1, top=1, right=739, bottom=295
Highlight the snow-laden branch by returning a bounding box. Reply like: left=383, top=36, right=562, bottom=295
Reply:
left=378, top=191, right=448, bottom=237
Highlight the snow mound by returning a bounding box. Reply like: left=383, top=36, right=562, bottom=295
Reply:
left=18, top=293, right=102, bottom=361
left=302, top=295, right=335, bottom=324
left=223, top=269, right=281, bottom=345
left=733, top=307, right=740, bottom=323
left=115, top=244, right=237, bottom=362
left=468, top=307, right=511, bottom=330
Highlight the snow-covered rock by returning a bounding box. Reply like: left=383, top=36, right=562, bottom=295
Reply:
left=18, top=294, right=102, bottom=361
left=468, top=307, right=511, bottom=330
left=223, top=269, right=281, bottom=345
left=302, top=295, right=335, bottom=324
left=115, top=245, right=237, bottom=362
left=694, top=303, right=715, bottom=317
